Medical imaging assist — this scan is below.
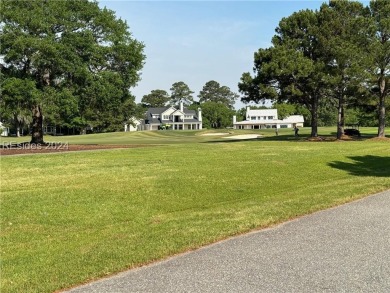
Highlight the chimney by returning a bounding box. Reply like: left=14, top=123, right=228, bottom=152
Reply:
left=233, top=115, right=237, bottom=124
left=180, top=101, right=184, bottom=112
left=198, top=108, right=202, bottom=122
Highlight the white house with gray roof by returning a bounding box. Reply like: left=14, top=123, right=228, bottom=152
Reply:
left=139, top=102, right=202, bottom=131
left=233, top=107, right=304, bottom=130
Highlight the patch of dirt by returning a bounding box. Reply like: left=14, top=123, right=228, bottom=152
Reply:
left=0, top=143, right=150, bottom=156
left=306, top=135, right=390, bottom=142
left=339, top=134, right=358, bottom=140
left=307, top=135, right=365, bottom=142
left=306, top=136, right=333, bottom=142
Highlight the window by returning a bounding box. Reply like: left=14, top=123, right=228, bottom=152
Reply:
left=184, top=115, right=192, bottom=119
left=263, top=116, right=267, bottom=120
left=268, top=116, right=274, bottom=120
left=152, top=114, right=160, bottom=119
left=250, top=116, right=256, bottom=120
left=163, top=115, right=169, bottom=120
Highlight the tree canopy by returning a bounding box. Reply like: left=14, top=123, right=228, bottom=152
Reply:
left=317, top=0, right=368, bottom=138
left=141, top=89, right=170, bottom=108
left=0, top=0, right=145, bottom=142
left=198, top=80, right=239, bottom=109
left=366, top=0, right=390, bottom=137
left=200, top=102, right=235, bottom=129
left=169, top=81, right=194, bottom=107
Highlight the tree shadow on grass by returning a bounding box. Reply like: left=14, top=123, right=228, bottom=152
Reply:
left=328, top=155, right=390, bottom=177
left=202, top=132, right=386, bottom=143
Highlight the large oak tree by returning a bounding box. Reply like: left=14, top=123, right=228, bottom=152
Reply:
left=0, top=0, right=145, bottom=143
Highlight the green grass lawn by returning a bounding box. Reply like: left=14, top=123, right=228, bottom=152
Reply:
left=1, top=128, right=390, bottom=292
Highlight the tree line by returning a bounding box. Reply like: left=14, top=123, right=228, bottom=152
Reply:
left=239, top=0, right=389, bottom=138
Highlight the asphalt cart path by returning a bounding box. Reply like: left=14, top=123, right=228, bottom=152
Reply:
left=65, top=190, right=390, bottom=293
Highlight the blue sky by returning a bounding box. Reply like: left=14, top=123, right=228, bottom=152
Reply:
left=99, top=1, right=326, bottom=109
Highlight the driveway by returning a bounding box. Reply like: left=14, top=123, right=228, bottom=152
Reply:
left=65, top=190, right=390, bottom=293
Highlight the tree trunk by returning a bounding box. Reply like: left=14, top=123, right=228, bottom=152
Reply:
left=336, top=95, right=345, bottom=140
left=377, top=74, right=386, bottom=137
left=310, top=96, right=319, bottom=137
left=14, top=114, right=21, bottom=137
left=31, top=105, right=44, bottom=144
left=378, top=94, right=386, bottom=137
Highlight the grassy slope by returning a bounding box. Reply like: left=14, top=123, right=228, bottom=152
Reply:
left=1, top=128, right=390, bottom=292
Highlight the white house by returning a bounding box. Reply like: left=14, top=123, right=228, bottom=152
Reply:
left=139, top=102, right=202, bottom=131
left=0, top=122, right=9, bottom=136
left=124, top=117, right=142, bottom=132
left=233, top=107, right=304, bottom=129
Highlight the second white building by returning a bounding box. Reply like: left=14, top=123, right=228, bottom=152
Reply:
left=233, top=107, right=304, bottom=129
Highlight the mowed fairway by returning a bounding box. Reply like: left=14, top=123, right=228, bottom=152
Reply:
left=1, top=129, right=390, bottom=292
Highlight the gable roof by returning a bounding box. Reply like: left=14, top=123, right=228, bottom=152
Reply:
left=147, top=107, right=169, bottom=114
left=172, top=109, right=185, bottom=115
left=161, top=107, right=177, bottom=116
